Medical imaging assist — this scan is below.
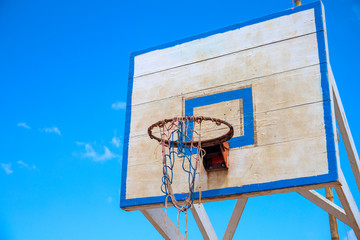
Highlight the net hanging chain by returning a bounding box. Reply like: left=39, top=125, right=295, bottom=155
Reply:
left=149, top=116, right=234, bottom=237
left=154, top=117, right=206, bottom=238
left=159, top=117, right=204, bottom=212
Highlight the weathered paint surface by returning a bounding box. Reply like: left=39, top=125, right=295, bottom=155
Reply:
left=121, top=3, right=338, bottom=209
left=132, top=33, right=319, bottom=106
left=126, top=66, right=328, bottom=199
left=193, top=98, right=243, bottom=139
left=133, top=9, right=316, bottom=77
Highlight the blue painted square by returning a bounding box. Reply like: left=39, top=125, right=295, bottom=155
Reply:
left=185, top=87, right=254, bottom=148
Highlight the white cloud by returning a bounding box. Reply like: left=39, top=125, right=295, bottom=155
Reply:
left=94, top=146, right=116, bottom=162
left=344, top=229, right=356, bottom=240
left=17, top=160, right=36, bottom=170
left=111, top=136, right=121, bottom=148
left=1, top=163, right=13, bottom=174
left=353, top=3, right=360, bottom=21
left=17, top=122, right=31, bottom=129
left=43, top=127, right=61, bottom=136
left=17, top=160, right=29, bottom=168
left=111, top=101, right=126, bottom=110
left=77, top=142, right=117, bottom=162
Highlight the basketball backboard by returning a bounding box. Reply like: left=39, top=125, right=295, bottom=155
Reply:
left=120, top=1, right=338, bottom=211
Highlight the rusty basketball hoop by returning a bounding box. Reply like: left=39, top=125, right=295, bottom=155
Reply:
left=148, top=116, right=234, bottom=148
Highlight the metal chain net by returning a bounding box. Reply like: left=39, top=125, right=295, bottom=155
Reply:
left=158, top=117, right=204, bottom=212
left=149, top=116, right=233, bottom=238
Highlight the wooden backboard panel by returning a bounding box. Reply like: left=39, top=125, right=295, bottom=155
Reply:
left=121, top=2, right=338, bottom=210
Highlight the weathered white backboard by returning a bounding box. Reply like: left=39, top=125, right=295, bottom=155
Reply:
left=121, top=2, right=338, bottom=210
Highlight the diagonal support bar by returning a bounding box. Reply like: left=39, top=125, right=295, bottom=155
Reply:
left=191, top=204, right=218, bottom=240
left=297, top=189, right=351, bottom=227
left=335, top=170, right=360, bottom=239
left=330, top=68, right=360, bottom=195
left=223, top=198, right=248, bottom=240
left=141, top=208, right=186, bottom=240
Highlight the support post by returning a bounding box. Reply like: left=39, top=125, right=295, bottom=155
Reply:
left=325, top=187, right=340, bottom=240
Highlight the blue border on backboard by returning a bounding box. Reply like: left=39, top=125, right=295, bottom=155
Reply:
left=185, top=87, right=255, bottom=148
left=120, top=1, right=338, bottom=209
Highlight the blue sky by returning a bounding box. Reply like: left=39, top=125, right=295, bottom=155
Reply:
left=1, top=0, right=360, bottom=239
